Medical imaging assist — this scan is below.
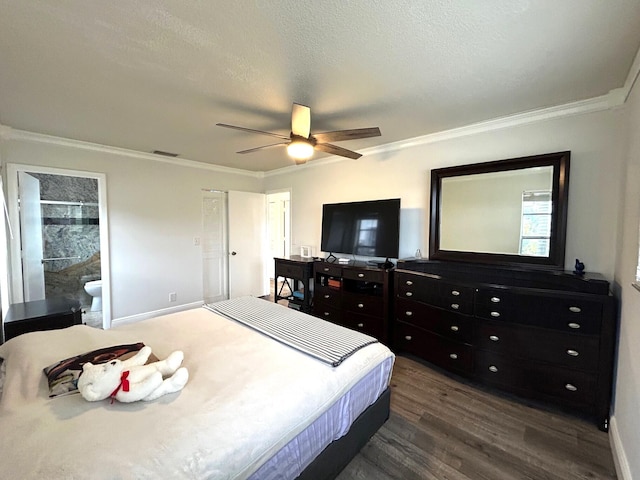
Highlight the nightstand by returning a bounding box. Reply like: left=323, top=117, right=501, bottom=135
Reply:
left=3, top=297, right=83, bottom=342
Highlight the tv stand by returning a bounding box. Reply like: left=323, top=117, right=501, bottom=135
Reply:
left=312, top=261, right=393, bottom=344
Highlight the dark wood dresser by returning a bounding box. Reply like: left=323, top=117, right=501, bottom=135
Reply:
left=312, top=260, right=393, bottom=344
left=394, top=260, right=617, bottom=431
left=3, top=297, right=83, bottom=342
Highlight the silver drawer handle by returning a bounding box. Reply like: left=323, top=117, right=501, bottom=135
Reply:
left=324, top=294, right=330, bottom=299
left=323, top=267, right=329, bottom=271
left=357, top=303, right=364, bottom=308
left=358, top=273, right=364, bottom=278
left=406, top=280, right=413, bottom=286
left=405, top=311, right=413, bottom=316
left=451, top=290, right=460, bottom=296
left=405, top=335, right=412, bottom=341
left=488, top=365, right=498, bottom=373
left=450, top=325, right=459, bottom=332
left=451, top=303, right=459, bottom=310
left=449, top=353, right=458, bottom=360
left=406, top=292, right=413, bottom=297
left=569, top=306, right=582, bottom=313
left=323, top=312, right=330, bottom=316
left=489, top=335, right=499, bottom=342
left=565, top=383, right=578, bottom=392
left=567, top=349, right=579, bottom=357
left=568, top=322, right=581, bottom=329
left=490, top=311, right=500, bottom=317
left=357, top=323, right=364, bottom=328
left=490, top=297, right=501, bottom=303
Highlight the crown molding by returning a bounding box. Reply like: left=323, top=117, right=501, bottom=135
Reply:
left=267, top=72, right=640, bottom=176
left=362, top=91, right=622, bottom=158
left=0, top=126, right=264, bottom=179
left=622, top=42, right=640, bottom=103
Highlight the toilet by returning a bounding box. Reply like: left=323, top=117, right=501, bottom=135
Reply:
left=84, top=279, right=102, bottom=312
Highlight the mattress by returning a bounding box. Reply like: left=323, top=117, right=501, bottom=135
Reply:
left=0, top=302, right=394, bottom=479
left=251, top=350, right=392, bottom=479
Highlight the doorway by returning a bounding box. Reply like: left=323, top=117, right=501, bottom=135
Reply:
left=6, top=164, right=111, bottom=328
left=266, top=190, right=291, bottom=296
left=201, top=189, right=268, bottom=304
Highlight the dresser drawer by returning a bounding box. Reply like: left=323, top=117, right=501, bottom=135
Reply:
left=474, top=287, right=512, bottom=317
left=315, top=262, right=342, bottom=277
left=315, top=284, right=342, bottom=304
left=343, top=268, right=384, bottom=283
left=475, top=291, right=603, bottom=334
left=340, top=312, right=384, bottom=340
left=343, top=292, right=383, bottom=316
left=396, top=298, right=474, bottom=343
left=396, top=273, right=474, bottom=314
left=312, top=304, right=342, bottom=323
left=475, top=350, right=596, bottom=408
left=276, top=262, right=304, bottom=279
left=394, top=321, right=473, bottom=375
left=475, top=320, right=600, bottom=371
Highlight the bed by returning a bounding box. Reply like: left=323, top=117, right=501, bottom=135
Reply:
left=0, top=296, right=394, bottom=479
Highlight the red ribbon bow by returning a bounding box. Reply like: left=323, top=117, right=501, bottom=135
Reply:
left=109, top=370, right=130, bottom=404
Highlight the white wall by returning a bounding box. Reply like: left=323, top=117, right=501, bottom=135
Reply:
left=611, top=77, right=640, bottom=479
left=265, top=107, right=627, bottom=279
left=0, top=134, right=262, bottom=321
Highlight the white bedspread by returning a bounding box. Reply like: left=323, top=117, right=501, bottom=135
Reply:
left=0, top=305, right=394, bottom=479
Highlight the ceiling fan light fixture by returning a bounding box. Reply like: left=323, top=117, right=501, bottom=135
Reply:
left=287, top=139, right=314, bottom=161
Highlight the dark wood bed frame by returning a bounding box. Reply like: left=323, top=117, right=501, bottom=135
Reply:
left=297, top=387, right=391, bottom=480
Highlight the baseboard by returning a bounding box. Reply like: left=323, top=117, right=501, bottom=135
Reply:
left=609, top=415, right=633, bottom=480
left=110, top=301, right=204, bottom=328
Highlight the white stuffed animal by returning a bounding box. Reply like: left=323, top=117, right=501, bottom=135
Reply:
left=77, top=346, right=189, bottom=403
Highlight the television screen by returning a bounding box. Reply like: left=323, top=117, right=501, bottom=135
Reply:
left=320, top=198, right=401, bottom=259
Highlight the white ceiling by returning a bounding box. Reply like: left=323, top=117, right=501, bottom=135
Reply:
left=1, top=1, right=640, bottom=172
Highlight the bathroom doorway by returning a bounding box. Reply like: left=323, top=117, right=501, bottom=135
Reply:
left=6, top=164, right=110, bottom=328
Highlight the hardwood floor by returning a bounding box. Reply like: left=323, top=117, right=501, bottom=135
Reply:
left=338, top=356, right=617, bottom=480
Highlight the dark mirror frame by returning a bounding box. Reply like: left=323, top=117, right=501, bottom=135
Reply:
left=429, top=151, right=571, bottom=270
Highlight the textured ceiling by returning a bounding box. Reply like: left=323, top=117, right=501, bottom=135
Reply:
left=1, top=1, right=640, bottom=172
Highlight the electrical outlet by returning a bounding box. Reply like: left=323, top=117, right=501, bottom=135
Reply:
left=193, top=236, right=201, bottom=246
left=169, top=292, right=177, bottom=302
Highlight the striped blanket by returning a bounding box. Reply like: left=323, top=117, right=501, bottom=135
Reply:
left=205, top=296, right=378, bottom=367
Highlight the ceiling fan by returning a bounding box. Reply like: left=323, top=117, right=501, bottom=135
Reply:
left=216, top=103, right=381, bottom=164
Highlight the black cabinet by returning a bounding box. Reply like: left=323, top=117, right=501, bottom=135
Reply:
left=312, top=261, right=392, bottom=344
left=394, top=260, right=616, bottom=431
left=3, top=297, right=83, bottom=342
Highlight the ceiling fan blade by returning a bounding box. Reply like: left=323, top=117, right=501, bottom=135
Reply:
left=216, top=123, right=290, bottom=140
left=291, top=103, right=311, bottom=138
left=314, top=143, right=362, bottom=160
left=312, top=127, right=381, bottom=143
left=237, top=142, right=288, bottom=154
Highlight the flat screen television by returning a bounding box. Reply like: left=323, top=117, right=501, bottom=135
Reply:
left=320, top=198, right=401, bottom=260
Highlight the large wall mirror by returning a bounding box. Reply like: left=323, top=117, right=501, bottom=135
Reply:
left=429, top=151, right=570, bottom=269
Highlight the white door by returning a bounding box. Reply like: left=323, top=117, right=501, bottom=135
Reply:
left=202, top=191, right=228, bottom=303
left=228, top=190, right=268, bottom=298
left=18, top=172, right=45, bottom=301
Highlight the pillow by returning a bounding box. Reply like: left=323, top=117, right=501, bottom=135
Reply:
left=43, top=342, right=157, bottom=398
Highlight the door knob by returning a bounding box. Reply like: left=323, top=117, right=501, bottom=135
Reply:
left=231, top=251, right=237, bottom=256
